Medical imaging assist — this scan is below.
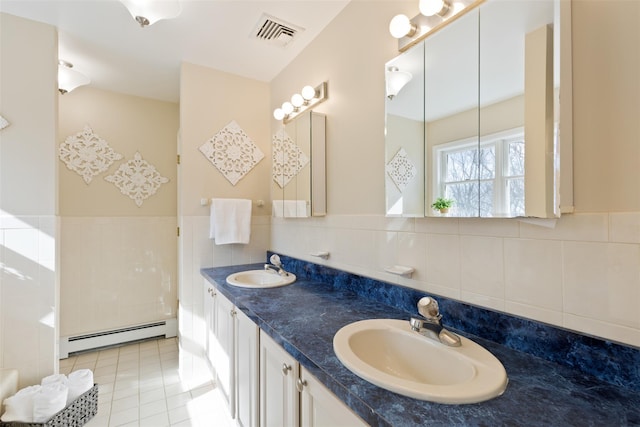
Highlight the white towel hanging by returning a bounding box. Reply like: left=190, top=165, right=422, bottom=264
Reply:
left=210, top=198, right=252, bottom=244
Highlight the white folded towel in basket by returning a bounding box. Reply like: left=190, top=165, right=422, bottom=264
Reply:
left=1, top=384, right=40, bottom=422
left=67, top=369, right=94, bottom=405
left=33, top=383, right=68, bottom=423
left=0, top=369, right=94, bottom=423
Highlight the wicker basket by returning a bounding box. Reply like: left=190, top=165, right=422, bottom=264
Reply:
left=0, top=384, right=98, bottom=427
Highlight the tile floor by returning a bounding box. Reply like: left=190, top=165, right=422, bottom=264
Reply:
left=59, top=338, right=233, bottom=427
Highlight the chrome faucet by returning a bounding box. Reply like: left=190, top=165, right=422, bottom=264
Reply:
left=264, top=254, right=290, bottom=276
left=410, top=297, right=461, bottom=347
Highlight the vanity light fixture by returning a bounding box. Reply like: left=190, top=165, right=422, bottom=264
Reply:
left=58, top=60, right=90, bottom=94
left=386, top=67, right=413, bottom=100
left=419, top=0, right=450, bottom=17
left=273, top=82, right=328, bottom=124
left=389, top=14, right=418, bottom=39
left=119, top=0, right=182, bottom=27
left=389, top=0, right=483, bottom=52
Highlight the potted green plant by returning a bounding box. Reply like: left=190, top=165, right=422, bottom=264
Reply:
left=431, top=197, right=454, bottom=214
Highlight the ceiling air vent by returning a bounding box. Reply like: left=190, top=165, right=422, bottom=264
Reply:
left=253, top=14, right=304, bottom=47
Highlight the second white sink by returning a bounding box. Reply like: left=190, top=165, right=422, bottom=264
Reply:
left=333, top=318, right=508, bottom=404
left=226, top=269, right=296, bottom=288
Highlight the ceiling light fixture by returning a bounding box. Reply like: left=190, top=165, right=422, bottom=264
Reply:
left=119, top=0, right=182, bottom=28
left=273, top=82, right=328, bottom=124
left=386, top=67, right=413, bottom=100
left=58, top=60, right=90, bottom=94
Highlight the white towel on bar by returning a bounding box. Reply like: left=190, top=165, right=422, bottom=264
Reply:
left=210, top=198, right=252, bottom=244
left=272, top=200, right=308, bottom=218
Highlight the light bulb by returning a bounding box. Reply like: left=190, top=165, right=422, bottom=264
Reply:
left=419, top=0, right=445, bottom=16
left=273, top=108, right=285, bottom=120
left=291, top=93, right=304, bottom=107
left=389, top=14, right=412, bottom=39
left=282, top=102, right=294, bottom=115
left=301, top=85, right=316, bottom=101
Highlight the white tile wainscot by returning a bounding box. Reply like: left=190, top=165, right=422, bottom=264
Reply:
left=270, top=212, right=640, bottom=348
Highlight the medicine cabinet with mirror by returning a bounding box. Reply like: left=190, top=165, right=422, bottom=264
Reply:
left=272, top=110, right=327, bottom=218
left=384, top=0, right=572, bottom=218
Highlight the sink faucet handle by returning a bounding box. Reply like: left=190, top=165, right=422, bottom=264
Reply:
left=269, top=254, right=282, bottom=267
left=417, top=297, right=441, bottom=320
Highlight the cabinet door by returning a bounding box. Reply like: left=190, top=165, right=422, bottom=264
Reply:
left=236, top=309, right=259, bottom=427
left=299, top=367, right=367, bottom=427
left=203, top=282, right=217, bottom=371
left=260, top=330, right=298, bottom=427
left=214, top=291, right=236, bottom=418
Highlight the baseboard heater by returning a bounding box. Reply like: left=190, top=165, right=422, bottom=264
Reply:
left=59, top=318, right=177, bottom=359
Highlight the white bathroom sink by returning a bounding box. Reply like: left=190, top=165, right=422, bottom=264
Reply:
left=333, top=318, right=508, bottom=404
left=226, top=269, right=296, bottom=288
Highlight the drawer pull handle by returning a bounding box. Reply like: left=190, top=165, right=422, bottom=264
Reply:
left=282, top=363, right=292, bottom=376
left=296, top=378, right=307, bottom=392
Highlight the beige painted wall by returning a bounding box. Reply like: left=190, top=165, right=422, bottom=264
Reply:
left=572, top=0, right=640, bottom=212
left=177, top=63, right=272, bottom=384
left=179, top=63, right=271, bottom=217
left=58, top=87, right=179, bottom=338
left=0, top=12, right=58, bottom=386
left=0, top=13, right=57, bottom=216
left=58, top=87, right=178, bottom=216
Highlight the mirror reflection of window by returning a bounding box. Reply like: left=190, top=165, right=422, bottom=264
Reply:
left=434, top=128, right=525, bottom=217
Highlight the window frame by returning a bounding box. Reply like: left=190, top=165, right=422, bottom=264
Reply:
left=432, top=127, right=525, bottom=217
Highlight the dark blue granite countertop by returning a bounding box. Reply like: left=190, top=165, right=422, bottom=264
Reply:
left=201, top=262, right=640, bottom=427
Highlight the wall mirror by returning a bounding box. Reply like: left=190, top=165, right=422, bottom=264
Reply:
left=385, top=0, right=569, bottom=218
left=272, top=110, right=326, bottom=218
left=385, top=41, right=425, bottom=217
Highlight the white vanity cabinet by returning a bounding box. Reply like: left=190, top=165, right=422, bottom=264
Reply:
left=299, top=367, right=367, bottom=427
left=259, top=330, right=366, bottom=427
left=203, top=282, right=217, bottom=372
left=214, top=289, right=236, bottom=418
left=260, top=329, right=299, bottom=427
left=203, top=281, right=238, bottom=418
left=237, top=309, right=259, bottom=427
left=203, top=281, right=259, bottom=425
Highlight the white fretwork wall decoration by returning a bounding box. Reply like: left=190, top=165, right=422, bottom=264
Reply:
left=105, top=151, right=169, bottom=207
left=272, top=129, right=309, bottom=188
left=199, top=120, right=264, bottom=186
left=386, top=147, right=417, bottom=191
left=0, top=115, right=9, bottom=130
left=59, top=125, right=123, bottom=184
